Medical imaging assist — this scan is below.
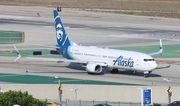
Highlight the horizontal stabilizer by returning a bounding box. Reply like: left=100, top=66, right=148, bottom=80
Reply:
left=13, top=45, right=21, bottom=62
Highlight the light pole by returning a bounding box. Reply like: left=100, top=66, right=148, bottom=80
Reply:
left=71, top=88, right=80, bottom=106
left=0, top=87, right=4, bottom=92
left=55, top=76, right=62, bottom=106
left=163, top=78, right=171, bottom=104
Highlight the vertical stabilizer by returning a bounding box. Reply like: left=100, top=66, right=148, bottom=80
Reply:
left=53, top=10, right=77, bottom=48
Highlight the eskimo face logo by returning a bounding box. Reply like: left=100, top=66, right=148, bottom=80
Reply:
left=56, top=23, right=63, bottom=42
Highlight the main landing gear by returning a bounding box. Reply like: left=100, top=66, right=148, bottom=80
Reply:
left=111, top=69, right=118, bottom=73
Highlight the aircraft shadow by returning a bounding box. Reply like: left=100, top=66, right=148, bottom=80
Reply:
left=67, top=63, right=105, bottom=75
left=30, top=71, right=86, bottom=74
left=66, top=63, right=85, bottom=70
left=41, top=63, right=85, bottom=70
left=28, top=63, right=161, bottom=77
left=64, top=64, right=161, bottom=77
left=104, top=70, right=161, bottom=78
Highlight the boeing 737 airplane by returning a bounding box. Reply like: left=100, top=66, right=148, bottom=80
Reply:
left=14, top=10, right=166, bottom=78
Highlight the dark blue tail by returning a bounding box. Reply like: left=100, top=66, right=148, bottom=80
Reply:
left=53, top=10, right=77, bottom=48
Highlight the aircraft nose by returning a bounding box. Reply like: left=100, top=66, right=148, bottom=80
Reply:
left=152, top=62, right=157, bottom=69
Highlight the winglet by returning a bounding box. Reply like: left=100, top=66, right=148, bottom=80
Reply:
left=13, top=45, right=21, bottom=62
left=148, top=39, right=163, bottom=56
left=159, top=39, right=163, bottom=55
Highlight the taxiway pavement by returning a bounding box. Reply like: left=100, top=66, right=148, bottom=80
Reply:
left=0, top=6, right=180, bottom=86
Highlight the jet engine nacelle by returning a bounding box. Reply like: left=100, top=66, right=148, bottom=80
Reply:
left=85, top=62, right=102, bottom=73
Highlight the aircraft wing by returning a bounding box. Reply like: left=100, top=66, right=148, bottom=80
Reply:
left=148, top=39, right=163, bottom=56
left=26, top=57, right=87, bottom=63
left=13, top=45, right=108, bottom=66
left=26, top=57, right=108, bottom=66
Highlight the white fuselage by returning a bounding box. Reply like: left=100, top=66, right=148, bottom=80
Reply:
left=65, top=45, right=157, bottom=72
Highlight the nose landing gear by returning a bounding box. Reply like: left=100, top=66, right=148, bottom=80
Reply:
left=144, top=71, right=152, bottom=78
left=144, top=74, right=148, bottom=78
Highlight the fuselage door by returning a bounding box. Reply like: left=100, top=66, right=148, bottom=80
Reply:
left=136, top=59, right=140, bottom=66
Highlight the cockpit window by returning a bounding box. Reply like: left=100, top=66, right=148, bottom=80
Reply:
left=144, top=59, right=155, bottom=62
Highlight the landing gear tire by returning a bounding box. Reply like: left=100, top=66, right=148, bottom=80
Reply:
left=111, top=69, right=118, bottom=74
left=144, top=71, right=151, bottom=78
left=144, top=74, right=148, bottom=78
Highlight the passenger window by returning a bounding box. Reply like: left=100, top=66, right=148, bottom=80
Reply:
left=144, top=59, right=155, bottom=61
left=144, top=59, right=147, bottom=62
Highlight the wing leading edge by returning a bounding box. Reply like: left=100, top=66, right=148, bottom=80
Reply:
left=26, top=57, right=108, bottom=66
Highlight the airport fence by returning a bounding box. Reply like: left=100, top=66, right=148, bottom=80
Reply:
left=49, top=99, right=166, bottom=106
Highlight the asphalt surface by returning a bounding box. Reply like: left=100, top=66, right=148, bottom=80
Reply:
left=0, top=5, right=180, bottom=86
